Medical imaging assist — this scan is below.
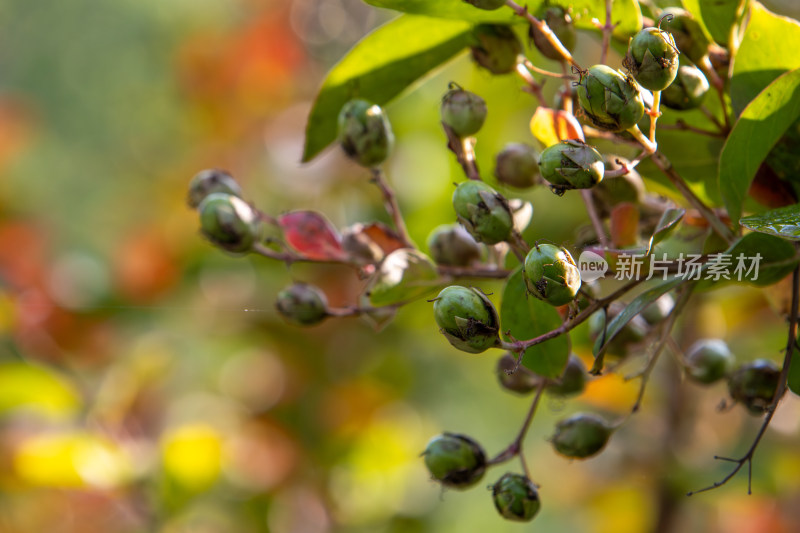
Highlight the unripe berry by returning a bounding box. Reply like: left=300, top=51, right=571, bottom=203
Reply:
left=727, top=359, right=782, bottom=415
left=660, top=8, right=712, bottom=63
left=441, top=86, right=487, bottom=138
left=427, top=224, right=482, bottom=267
left=452, top=181, right=514, bottom=245
left=423, top=433, right=487, bottom=489
left=463, top=0, right=505, bottom=10
left=624, top=27, right=680, bottom=91
left=538, top=140, right=605, bottom=194
left=432, top=285, right=499, bottom=353
left=497, top=353, right=541, bottom=394
left=547, top=354, right=587, bottom=397
left=337, top=98, right=394, bottom=167
left=684, top=339, right=734, bottom=384
left=551, top=413, right=612, bottom=459
left=530, top=6, right=576, bottom=61
left=577, top=65, right=645, bottom=132
left=492, top=473, right=541, bottom=522
left=198, top=193, right=262, bottom=253
left=523, top=243, right=581, bottom=307
left=661, top=65, right=710, bottom=110
left=494, top=143, right=539, bottom=189
left=188, top=169, right=242, bottom=208
left=640, top=293, right=675, bottom=325
left=470, top=24, right=522, bottom=75
left=275, top=283, right=329, bottom=326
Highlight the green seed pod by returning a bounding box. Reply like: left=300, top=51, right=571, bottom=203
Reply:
left=624, top=27, right=679, bottom=91
left=547, top=354, right=587, bottom=397
left=198, top=193, right=262, bottom=253
left=640, top=293, right=675, bottom=325
left=187, top=169, right=242, bottom=209
left=423, top=433, right=487, bottom=489
left=492, top=473, right=541, bottom=522
left=551, top=413, right=612, bottom=459
left=463, top=0, right=506, bottom=10
left=337, top=98, right=394, bottom=167
left=497, top=353, right=541, bottom=394
left=588, top=302, right=650, bottom=357
left=661, top=64, right=710, bottom=110
left=427, top=223, right=483, bottom=267
left=452, top=181, right=514, bottom=245
left=471, top=24, right=522, bottom=75
left=523, top=243, right=582, bottom=307
left=275, top=283, right=329, bottom=326
left=684, top=339, right=734, bottom=384
left=660, top=8, right=712, bottom=64
left=727, top=359, right=782, bottom=415
left=538, top=140, right=605, bottom=195
left=530, top=5, right=576, bottom=61
left=577, top=64, right=645, bottom=132
left=494, top=143, right=540, bottom=189
left=432, top=285, right=500, bottom=353
left=590, top=156, right=646, bottom=217
left=441, top=87, right=487, bottom=138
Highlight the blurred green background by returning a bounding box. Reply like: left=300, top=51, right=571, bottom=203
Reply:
left=1, top=1, right=800, bottom=532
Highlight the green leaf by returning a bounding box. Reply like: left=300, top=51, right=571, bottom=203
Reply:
left=730, top=2, right=800, bottom=116
left=0, top=362, right=81, bottom=420
left=500, top=268, right=570, bottom=378
left=681, top=0, right=747, bottom=46
left=741, top=203, right=800, bottom=240
left=789, top=341, right=800, bottom=396
left=698, top=232, right=798, bottom=289
left=302, top=15, right=473, bottom=162
left=368, top=249, right=441, bottom=306
left=646, top=208, right=685, bottom=254
left=719, top=68, right=800, bottom=224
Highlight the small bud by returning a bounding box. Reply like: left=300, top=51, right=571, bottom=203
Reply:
left=188, top=169, right=242, bottom=209
left=463, top=0, right=505, bottom=10
left=494, top=143, right=540, bottom=189
left=660, top=8, right=712, bottom=64
left=452, top=181, right=514, bottom=245
left=275, top=283, right=329, bottom=326
left=551, top=413, right=612, bottom=459
left=497, top=353, right=541, bottom=394
left=577, top=65, right=645, bottom=132
left=523, top=243, right=582, bottom=307
left=588, top=302, right=649, bottom=357
left=684, top=339, right=734, bottom=384
left=624, top=27, right=680, bottom=91
left=427, top=224, right=483, bottom=267
left=441, top=86, right=487, bottom=138
left=547, top=354, right=587, bottom=397
left=432, top=285, right=500, bottom=353
left=492, top=473, right=541, bottom=522
left=538, top=140, right=605, bottom=194
left=727, top=359, right=782, bottom=415
left=661, top=64, right=710, bottom=110
left=337, top=98, right=394, bottom=167
left=471, top=24, right=522, bottom=75
left=198, top=193, right=262, bottom=253
left=423, top=433, right=487, bottom=489
left=530, top=6, right=576, bottom=61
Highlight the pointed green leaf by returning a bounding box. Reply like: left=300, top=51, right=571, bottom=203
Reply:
left=788, top=341, right=800, bottom=396
left=681, top=0, right=746, bottom=47
left=740, top=204, right=800, bottom=240
left=646, top=208, right=685, bottom=254
left=697, top=232, right=798, bottom=289
left=368, top=249, right=441, bottom=306
left=302, top=15, right=473, bottom=162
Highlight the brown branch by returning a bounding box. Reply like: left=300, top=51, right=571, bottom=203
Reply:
left=505, top=0, right=582, bottom=70
left=488, top=381, right=546, bottom=481
left=443, top=122, right=481, bottom=181
left=370, top=167, right=415, bottom=249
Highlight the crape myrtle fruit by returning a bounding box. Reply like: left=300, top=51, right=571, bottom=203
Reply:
left=432, top=285, right=500, bottom=353
left=452, top=181, right=514, bottom=245
left=523, top=243, right=582, bottom=307
left=497, top=353, right=541, bottom=394
left=661, top=64, right=710, bottom=110
left=275, top=283, right=329, bottom=326
left=492, top=473, right=541, bottom=522
left=551, top=413, right=613, bottom=459
left=539, top=139, right=605, bottom=195
left=728, top=359, right=782, bottom=415
left=463, top=0, right=506, bottom=10
left=546, top=353, right=587, bottom=397
left=494, top=143, right=540, bottom=189
left=576, top=64, right=645, bottom=132
left=660, top=7, right=712, bottom=64
left=684, top=338, right=734, bottom=385
left=188, top=168, right=242, bottom=208
left=530, top=5, right=576, bottom=61
left=197, top=192, right=262, bottom=254
left=337, top=98, right=394, bottom=167
left=640, top=292, right=675, bottom=325
left=440, top=85, right=487, bottom=138
left=624, top=24, right=680, bottom=91
left=427, top=223, right=482, bottom=267
left=470, top=24, right=522, bottom=75
left=423, top=433, right=487, bottom=489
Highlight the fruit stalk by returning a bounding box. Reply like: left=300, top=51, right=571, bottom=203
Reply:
left=370, top=167, right=414, bottom=248
left=504, top=0, right=581, bottom=69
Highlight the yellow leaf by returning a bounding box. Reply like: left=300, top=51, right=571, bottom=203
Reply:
left=529, top=107, right=584, bottom=147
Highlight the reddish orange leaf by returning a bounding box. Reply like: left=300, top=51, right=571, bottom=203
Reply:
left=359, top=222, right=405, bottom=255
left=610, top=202, right=640, bottom=248
left=278, top=211, right=346, bottom=261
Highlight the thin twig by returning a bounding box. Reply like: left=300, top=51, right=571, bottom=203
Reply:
left=505, top=0, right=582, bottom=70
left=581, top=189, right=610, bottom=251
left=600, top=0, right=614, bottom=64
left=370, top=167, right=415, bottom=248
left=627, top=124, right=658, bottom=153
left=443, top=122, right=481, bottom=181
left=699, top=105, right=725, bottom=132
left=648, top=90, right=662, bottom=144
left=488, top=381, right=546, bottom=481
left=515, top=62, right=546, bottom=105
left=521, top=58, right=574, bottom=80
left=698, top=55, right=731, bottom=132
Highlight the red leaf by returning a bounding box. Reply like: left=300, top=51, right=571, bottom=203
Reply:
left=278, top=211, right=346, bottom=260
left=610, top=202, right=640, bottom=248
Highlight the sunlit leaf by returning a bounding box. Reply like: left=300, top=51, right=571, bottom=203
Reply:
left=500, top=268, right=570, bottom=378
left=368, top=249, right=440, bottom=306
left=740, top=203, right=800, bottom=241
left=529, top=107, right=584, bottom=147
left=278, top=210, right=347, bottom=261
left=0, top=362, right=81, bottom=420
left=646, top=208, right=685, bottom=254
left=681, top=0, right=746, bottom=46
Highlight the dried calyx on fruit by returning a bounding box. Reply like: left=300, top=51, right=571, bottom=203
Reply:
left=523, top=243, right=582, bottom=307
left=188, top=169, right=242, bottom=208
left=427, top=223, right=482, bottom=267
left=441, top=84, right=487, bottom=138
left=471, top=24, right=522, bottom=75
left=546, top=354, right=587, bottom=397
left=198, top=193, right=263, bottom=253
left=492, top=473, right=541, bottom=522
left=275, top=283, right=329, bottom=326
left=623, top=21, right=680, bottom=91
left=337, top=98, right=394, bottom=167
left=497, top=353, right=541, bottom=394
left=660, top=7, right=712, bottom=64
left=684, top=338, right=734, bottom=384
left=727, top=359, right=782, bottom=415
left=661, top=64, right=709, bottom=110
left=432, top=285, right=500, bottom=353
left=551, top=413, right=612, bottom=458
left=452, top=181, right=514, bottom=245
left=529, top=5, right=576, bottom=61
left=494, top=143, right=540, bottom=189
left=538, top=140, right=605, bottom=195
left=576, top=64, right=645, bottom=132
left=423, top=433, right=487, bottom=489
